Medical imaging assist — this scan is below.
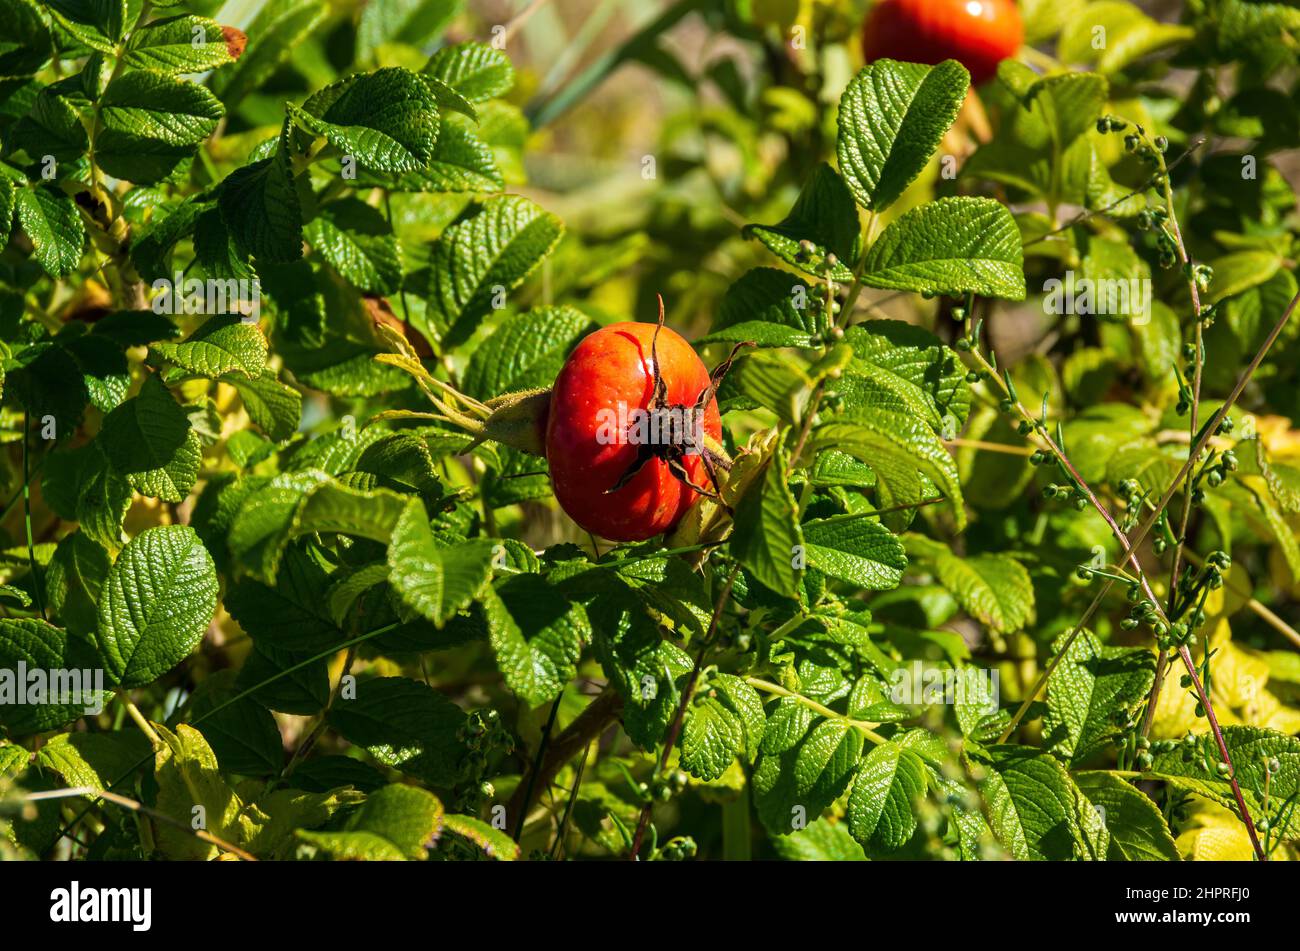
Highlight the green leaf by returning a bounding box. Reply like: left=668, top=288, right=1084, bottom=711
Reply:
left=388, top=120, right=503, bottom=192
left=680, top=673, right=765, bottom=781
left=588, top=596, right=692, bottom=749
left=95, top=524, right=219, bottom=687
left=702, top=267, right=818, bottom=349
left=970, top=743, right=1108, bottom=859
left=442, top=813, right=519, bottom=860
left=423, top=41, right=515, bottom=102
left=753, top=709, right=862, bottom=833
left=745, top=164, right=857, bottom=280
left=224, top=370, right=302, bottom=441
left=0, top=618, right=109, bottom=734
left=151, top=722, right=249, bottom=861
left=861, top=197, right=1026, bottom=300
left=189, top=670, right=284, bottom=776
left=802, top=516, right=907, bottom=591
left=218, top=149, right=303, bottom=264
left=151, top=314, right=268, bottom=379
left=1042, top=629, right=1155, bottom=765
left=842, top=319, right=972, bottom=429
left=813, top=408, right=967, bottom=531
left=35, top=731, right=149, bottom=791
left=836, top=58, right=969, bottom=212
left=484, top=575, right=588, bottom=706
left=326, top=677, right=468, bottom=785
left=730, top=443, right=803, bottom=598
left=387, top=499, right=497, bottom=626
left=847, top=740, right=927, bottom=852
left=123, top=15, right=236, bottom=75
left=1146, top=726, right=1300, bottom=839
left=99, top=374, right=202, bottom=501
left=11, top=89, right=88, bottom=163
left=305, top=198, right=402, bottom=294
left=769, top=816, right=867, bottom=860
left=97, top=69, right=224, bottom=182
left=225, top=545, right=340, bottom=650
left=15, top=185, right=84, bottom=277
left=46, top=0, right=131, bottom=52
left=1075, top=771, right=1180, bottom=860
left=1206, top=250, right=1283, bottom=305
left=297, top=783, right=444, bottom=860
left=45, top=532, right=110, bottom=637
left=904, top=535, right=1034, bottom=633
left=463, top=305, right=593, bottom=399
left=414, top=195, right=564, bottom=345
left=289, top=67, right=439, bottom=173
left=40, top=442, right=132, bottom=550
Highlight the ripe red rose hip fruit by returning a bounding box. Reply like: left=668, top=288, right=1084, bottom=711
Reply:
left=545, top=315, right=733, bottom=542
left=861, top=0, right=1023, bottom=86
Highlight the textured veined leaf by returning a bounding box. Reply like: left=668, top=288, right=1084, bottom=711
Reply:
left=297, top=783, right=445, bottom=860
left=842, top=320, right=972, bottom=429
left=226, top=470, right=329, bottom=581
left=386, top=120, right=503, bottom=193
left=123, top=15, right=236, bottom=75
left=483, top=576, right=588, bottom=705
left=442, top=813, right=519, bottom=860
left=151, top=314, right=267, bottom=379
left=802, top=516, right=908, bottom=591
left=35, top=731, right=149, bottom=792
left=45, top=532, right=110, bottom=638
left=861, top=196, right=1026, bottom=300
left=702, top=267, right=818, bottom=349
left=414, top=194, right=563, bottom=345
left=836, top=58, right=969, bottom=212
left=769, top=817, right=868, bottom=860
left=46, top=0, right=131, bottom=52
left=1013, top=70, right=1109, bottom=151
left=680, top=673, right=765, bottom=781
left=224, top=370, right=302, bottom=442
left=95, top=524, right=218, bottom=687
left=150, top=723, right=249, bottom=860
left=387, top=499, right=497, bottom=627
left=289, top=67, right=439, bottom=173
left=745, top=164, right=858, bottom=280
left=40, top=442, right=132, bottom=550
left=1042, top=629, right=1155, bottom=765
left=813, top=408, right=967, bottom=531
left=730, top=443, right=803, bottom=598
left=423, top=41, right=515, bottom=102
left=904, top=535, right=1034, bottom=633
left=218, top=147, right=303, bottom=264
left=462, top=305, right=594, bottom=399
left=847, top=740, right=928, bottom=853
left=11, top=89, right=87, bottom=163
left=15, top=185, right=84, bottom=277
left=97, top=70, right=224, bottom=182
left=99, top=374, right=201, bottom=501
left=0, top=618, right=110, bottom=733
left=753, top=709, right=862, bottom=833
left=1075, top=771, right=1180, bottom=860
left=970, top=743, right=1108, bottom=859
left=305, top=198, right=402, bottom=294
left=326, top=676, right=468, bottom=785
left=588, top=596, right=693, bottom=749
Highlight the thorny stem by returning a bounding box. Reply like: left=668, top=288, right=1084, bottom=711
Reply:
left=28, top=786, right=258, bottom=861
left=629, top=565, right=739, bottom=860
left=973, top=285, right=1300, bottom=861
